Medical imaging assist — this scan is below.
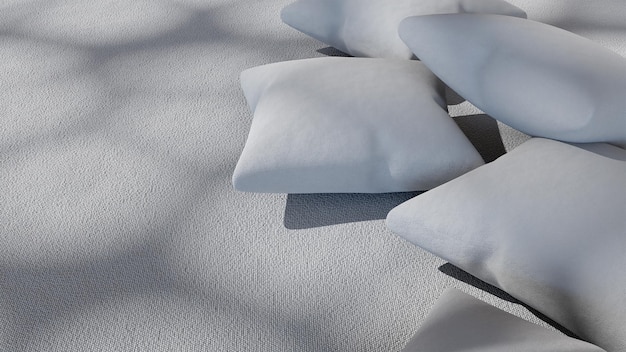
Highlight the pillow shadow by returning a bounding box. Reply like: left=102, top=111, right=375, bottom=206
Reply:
left=438, top=263, right=580, bottom=339
left=445, top=85, right=466, bottom=105
left=284, top=191, right=422, bottom=229
left=282, top=115, right=506, bottom=229
left=316, top=46, right=352, bottom=57
left=453, top=114, right=507, bottom=163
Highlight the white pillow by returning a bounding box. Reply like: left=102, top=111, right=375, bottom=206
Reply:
left=402, top=288, right=606, bottom=352
left=280, top=0, right=526, bottom=59
left=386, top=138, right=626, bottom=351
left=399, top=14, right=626, bottom=148
left=233, top=57, right=484, bottom=193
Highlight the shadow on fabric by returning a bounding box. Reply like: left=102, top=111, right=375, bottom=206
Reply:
left=438, top=263, right=580, bottom=339
left=453, top=114, right=507, bottom=163
left=284, top=192, right=422, bottom=229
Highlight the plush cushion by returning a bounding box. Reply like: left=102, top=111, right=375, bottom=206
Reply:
left=280, top=0, right=526, bottom=59
left=402, top=288, right=606, bottom=352
left=386, top=138, right=626, bottom=351
left=399, top=14, right=626, bottom=147
left=233, top=57, right=484, bottom=193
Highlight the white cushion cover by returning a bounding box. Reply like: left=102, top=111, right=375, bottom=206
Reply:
left=280, top=0, right=526, bottom=59
left=387, top=138, right=626, bottom=351
left=233, top=57, right=484, bottom=193
left=402, top=288, right=606, bottom=352
left=399, top=14, right=626, bottom=147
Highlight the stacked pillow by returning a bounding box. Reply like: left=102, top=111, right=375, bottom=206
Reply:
left=387, top=138, right=626, bottom=351
left=280, top=0, right=527, bottom=59
left=399, top=14, right=626, bottom=147
left=234, top=1, right=625, bottom=350
left=233, top=57, right=484, bottom=193
left=402, top=288, right=606, bottom=352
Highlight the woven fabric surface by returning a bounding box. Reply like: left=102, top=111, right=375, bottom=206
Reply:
left=1, top=0, right=624, bottom=351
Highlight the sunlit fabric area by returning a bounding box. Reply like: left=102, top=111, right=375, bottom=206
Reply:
left=1, top=0, right=625, bottom=351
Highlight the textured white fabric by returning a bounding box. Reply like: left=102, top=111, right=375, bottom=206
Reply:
left=399, top=14, right=626, bottom=147
left=0, top=0, right=625, bottom=351
left=402, top=288, right=606, bottom=352
left=387, top=138, right=626, bottom=351
left=234, top=57, right=484, bottom=193
left=281, top=0, right=526, bottom=59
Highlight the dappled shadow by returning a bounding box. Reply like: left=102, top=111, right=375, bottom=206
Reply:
left=0, top=2, right=230, bottom=156
left=0, top=0, right=350, bottom=350
left=0, top=233, right=342, bottom=352
left=3, top=0, right=624, bottom=351
left=0, top=240, right=183, bottom=350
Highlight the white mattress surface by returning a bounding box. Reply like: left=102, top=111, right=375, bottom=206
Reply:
left=1, top=0, right=624, bottom=350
